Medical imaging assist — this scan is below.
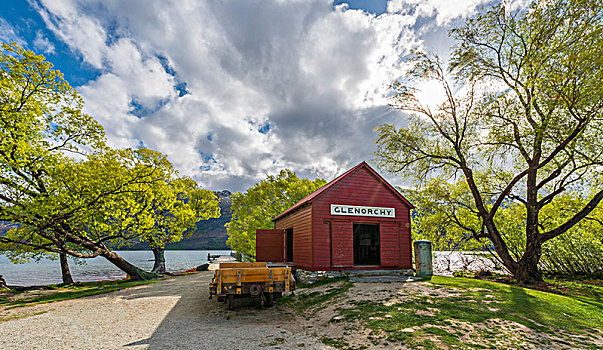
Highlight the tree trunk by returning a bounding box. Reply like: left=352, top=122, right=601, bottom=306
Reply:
left=514, top=259, right=543, bottom=284
left=514, top=238, right=544, bottom=284
left=101, top=250, right=159, bottom=281
left=151, top=247, right=166, bottom=274
left=0, top=274, right=8, bottom=289
left=59, top=253, right=74, bottom=285
left=493, top=238, right=543, bottom=284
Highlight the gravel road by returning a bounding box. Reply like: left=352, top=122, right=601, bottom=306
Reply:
left=0, top=271, right=331, bottom=350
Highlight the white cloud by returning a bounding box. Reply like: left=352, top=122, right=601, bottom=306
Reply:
left=387, top=0, right=492, bottom=25
left=0, top=18, right=26, bottom=46
left=28, top=0, right=489, bottom=191
left=33, top=31, right=55, bottom=54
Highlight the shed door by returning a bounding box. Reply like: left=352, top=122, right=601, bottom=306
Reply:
left=286, top=228, right=294, bottom=262
left=256, top=229, right=285, bottom=262
left=331, top=221, right=353, bottom=268
left=354, top=223, right=380, bottom=266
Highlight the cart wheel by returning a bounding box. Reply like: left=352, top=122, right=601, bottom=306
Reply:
left=227, top=294, right=235, bottom=310
left=266, top=292, right=275, bottom=307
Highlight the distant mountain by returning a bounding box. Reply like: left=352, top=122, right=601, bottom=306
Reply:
left=165, top=190, right=232, bottom=250
left=127, top=190, right=233, bottom=250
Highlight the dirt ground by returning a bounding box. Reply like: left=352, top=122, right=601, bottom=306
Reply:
left=286, top=280, right=603, bottom=350
left=0, top=271, right=331, bottom=350
left=2, top=269, right=600, bottom=350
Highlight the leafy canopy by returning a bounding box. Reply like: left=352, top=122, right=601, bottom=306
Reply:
left=0, top=42, right=218, bottom=276
left=375, top=0, right=603, bottom=281
left=226, top=169, right=326, bottom=258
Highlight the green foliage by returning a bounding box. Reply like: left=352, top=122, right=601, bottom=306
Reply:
left=404, top=178, right=488, bottom=251
left=0, top=41, right=106, bottom=261
left=504, top=194, right=603, bottom=277
left=408, top=177, right=603, bottom=277
left=139, top=175, right=221, bottom=250
left=375, top=0, right=603, bottom=282
left=226, top=169, right=326, bottom=258
left=0, top=42, right=217, bottom=279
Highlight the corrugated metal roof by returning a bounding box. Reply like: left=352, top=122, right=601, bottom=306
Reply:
left=272, top=161, right=414, bottom=222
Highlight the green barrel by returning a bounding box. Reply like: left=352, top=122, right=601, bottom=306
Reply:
left=413, top=240, right=433, bottom=276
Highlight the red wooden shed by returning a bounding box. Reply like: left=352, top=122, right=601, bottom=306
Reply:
left=256, top=161, right=414, bottom=272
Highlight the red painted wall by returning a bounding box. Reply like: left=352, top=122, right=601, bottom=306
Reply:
left=311, top=167, right=412, bottom=270
left=274, top=205, right=313, bottom=270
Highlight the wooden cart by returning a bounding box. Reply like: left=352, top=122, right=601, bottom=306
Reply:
left=209, top=262, right=295, bottom=309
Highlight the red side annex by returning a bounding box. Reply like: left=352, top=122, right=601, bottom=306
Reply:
left=256, top=161, right=414, bottom=271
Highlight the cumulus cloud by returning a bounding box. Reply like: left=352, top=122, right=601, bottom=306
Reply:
left=27, top=0, right=488, bottom=190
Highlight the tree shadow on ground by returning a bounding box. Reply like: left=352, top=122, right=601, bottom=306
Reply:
left=121, top=273, right=314, bottom=350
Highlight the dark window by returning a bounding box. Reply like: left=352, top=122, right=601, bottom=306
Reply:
left=286, top=228, right=294, bottom=262
left=353, top=223, right=380, bottom=265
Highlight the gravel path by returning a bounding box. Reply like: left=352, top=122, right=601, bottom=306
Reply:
left=0, top=271, right=331, bottom=350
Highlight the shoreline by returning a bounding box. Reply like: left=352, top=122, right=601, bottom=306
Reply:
left=1, top=254, right=235, bottom=291
left=0, top=250, right=232, bottom=287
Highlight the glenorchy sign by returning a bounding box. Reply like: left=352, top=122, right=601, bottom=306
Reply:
left=330, top=204, right=395, bottom=218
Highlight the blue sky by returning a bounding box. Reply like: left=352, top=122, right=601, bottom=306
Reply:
left=0, top=0, right=493, bottom=191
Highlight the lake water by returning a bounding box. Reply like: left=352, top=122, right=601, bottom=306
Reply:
left=0, top=250, right=231, bottom=286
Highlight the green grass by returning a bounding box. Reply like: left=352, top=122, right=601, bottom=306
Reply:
left=281, top=277, right=352, bottom=311
left=297, top=277, right=350, bottom=289
left=0, top=278, right=161, bottom=309
left=431, top=276, right=603, bottom=332
left=321, top=336, right=357, bottom=349
left=287, top=276, right=603, bottom=349
left=544, top=277, right=603, bottom=300
left=350, top=277, right=602, bottom=348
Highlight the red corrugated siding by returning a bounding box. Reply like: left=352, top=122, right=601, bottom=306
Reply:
left=312, top=167, right=412, bottom=270
left=275, top=205, right=313, bottom=270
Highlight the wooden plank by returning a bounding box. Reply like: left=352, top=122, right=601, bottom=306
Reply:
left=219, top=262, right=267, bottom=269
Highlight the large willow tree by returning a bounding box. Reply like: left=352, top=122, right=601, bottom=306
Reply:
left=0, top=42, right=217, bottom=281
left=375, top=0, right=603, bottom=283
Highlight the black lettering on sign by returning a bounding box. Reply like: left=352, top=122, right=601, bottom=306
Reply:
left=331, top=205, right=394, bottom=217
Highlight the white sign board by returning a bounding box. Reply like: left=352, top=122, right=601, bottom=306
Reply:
left=330, top=204, right=395, bottom=218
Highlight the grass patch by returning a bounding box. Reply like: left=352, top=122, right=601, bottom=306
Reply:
left=431, top=276, right=603, bottom=333
left=0, top=310, right=48, bottom=323
left=0, top=278, right=161, bottom=309
left=281, top=279, right=353, bottom=310
left=297, top=276, right=350, bottom=289
left=333, top=276, right=603, bottom=349
left=321, top=336, right=356, bottom=349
